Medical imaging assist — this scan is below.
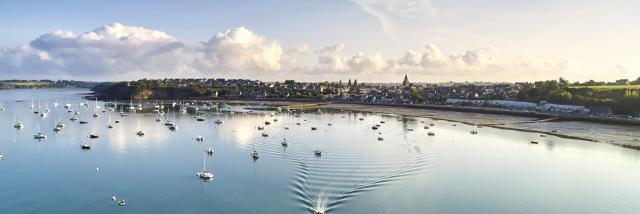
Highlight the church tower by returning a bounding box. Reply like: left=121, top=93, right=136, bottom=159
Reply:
left=402, top=74, right=410, bottom=86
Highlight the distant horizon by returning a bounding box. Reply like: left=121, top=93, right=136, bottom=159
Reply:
left=1, top=75, right=636, bottom=85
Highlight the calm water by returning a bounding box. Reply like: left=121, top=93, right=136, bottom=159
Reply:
left=1, top=89, right=640, bottom=214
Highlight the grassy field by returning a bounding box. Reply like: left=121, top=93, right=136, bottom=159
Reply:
left=569, top=85, right=640, bottom=90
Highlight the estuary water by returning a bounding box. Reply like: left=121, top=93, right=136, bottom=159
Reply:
left=1, top=89, right=639, bottom=214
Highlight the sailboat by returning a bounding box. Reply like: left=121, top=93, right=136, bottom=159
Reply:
left=33, top=123, right=47, bottom=140
left=64, top=98, right=71, bottom=109
left=195, top=108, right=205, bottom=121
left=128, top=99, right=135, bottom=112
left=89, top=122, right=99, bottom=138
left=92, top=98, right=99, bottom=118
left=136, top=117, right=145, bottom=136
left=196, top=152, right=214, bottom=181
left=107, top=115, right=113, bottom=129
left=53, top=119, right=62, bottom=132
left=13, top=113, right=24, bottom=129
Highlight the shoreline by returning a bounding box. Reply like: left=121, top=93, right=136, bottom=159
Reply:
left=90, top=96, right=640, bottom=149
left=207, top=99, right=640, bottom=150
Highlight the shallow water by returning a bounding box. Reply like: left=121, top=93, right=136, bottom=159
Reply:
left=1, top=89, right=639, bottom=214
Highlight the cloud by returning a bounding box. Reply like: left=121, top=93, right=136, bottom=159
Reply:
left=0, top=23, right=624, bottom=82
left=203, top=26, right=285, bottom=71
left=315, top=43, right=345, bottom=54
left=0, top=23, right=298, bottom=80
left=349, top=0, right=437, bottom=38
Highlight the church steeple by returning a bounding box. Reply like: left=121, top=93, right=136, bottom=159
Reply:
left=402, top=74, right=410, bottom=86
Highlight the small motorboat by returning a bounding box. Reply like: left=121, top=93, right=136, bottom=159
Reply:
left=470, top=130, right=478, bottom=134
left=378, top=136, right=384, bottom=141
left=56, top=122, right=65, bottom=128
left=371, top=126, right=378, bottom=130
left=257, top=126, right=264, bottom=130
left=531, top=141, right=539, bottom=144
left=284, top=127, right=290, bottom=130
left=14, top=122, right=24, bottom=129
left=79, top=121, right=88, bottom=124
left=311, top=127, right=317, bottom=131
left=281, top=139, right=288, bottom=147
left=264, top=121, right=271, bottom=125
left=53, top=127, right=62, bottom=132
left=327, top=123, right=332, bottom=126
left=261, top=133, right=268, bottom=137
left=33, top=132, right=47, bottom=139
left=164, top=121, right=175, bottom=126
left=69, top=116, right=78, bottom=121
left=424, top=126, right=429, bottom=129
left=214, top=119, right=223, bottom=124
left=169, top=126, right=177, bottom=131
left=81, top=143, right=91, bottom=150
left=359, top=118, right=364, bottom=121
left=196, top=116, right=205, bottom=121
left=427, top=132, right=435, bottom=136
left=197, top=170, right=214, bottom=181
left=314, top=149, right=322, bottom=157
left=118, top=200, right=126, bottom=206
left=89, top=134, right=99, bottom=139
left=114, top=120, right=120, bottom=123
left=136, top=131, right=145, bottom=136
left=107, top=124, right=113, bottom=129
left=296, top=122, right=301, bottom=125
left=406, top=128, right=414, bottom=131
left=195, top=136, right=204, bottom=141
left=206, top=148, right=214, bottom=155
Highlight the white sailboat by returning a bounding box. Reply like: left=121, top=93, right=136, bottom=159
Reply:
left=92, top=98, right=99, bottom=118
left=13, top=113, right=24, bottom=129
left=107, top=115, right=113, bottom=129
left=136, top=117, right=145, bottom=136
left=64, top=98, right=72, bottom=109
left=196, top=152, right=214, bottom=181
left=33, top=123, right=47, bottom=140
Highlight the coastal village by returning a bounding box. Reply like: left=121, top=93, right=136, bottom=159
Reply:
left=102, top=75, right=640, bottom=119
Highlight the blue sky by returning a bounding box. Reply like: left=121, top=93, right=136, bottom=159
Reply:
left=1, top=0, right=638, bottom=82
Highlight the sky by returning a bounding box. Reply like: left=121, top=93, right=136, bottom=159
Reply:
left=1, top=0, right=639, bottom=82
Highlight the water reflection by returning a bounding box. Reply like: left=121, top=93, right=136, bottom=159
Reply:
left=1, top=89, right=640, bottom=214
